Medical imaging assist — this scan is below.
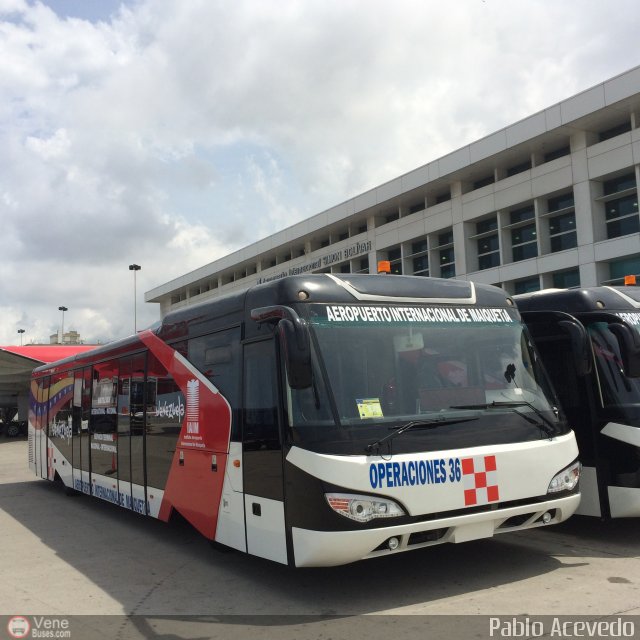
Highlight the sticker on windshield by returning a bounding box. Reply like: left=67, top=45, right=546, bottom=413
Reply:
left=356, top=398, right=384, bottom=419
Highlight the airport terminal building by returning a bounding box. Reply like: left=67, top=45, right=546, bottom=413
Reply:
left=146, top=66, right=640, bottom=318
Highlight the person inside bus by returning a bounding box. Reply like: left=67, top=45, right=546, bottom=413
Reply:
left=416, top=348, right=451, bottom=388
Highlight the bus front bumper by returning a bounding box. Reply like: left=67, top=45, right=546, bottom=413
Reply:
left=291, top=492, right=580, bottom=567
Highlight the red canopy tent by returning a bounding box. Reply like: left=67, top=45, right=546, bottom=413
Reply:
left=0, top=344, right=100, bottom=432
left=0, top=344, right=98, bottom=364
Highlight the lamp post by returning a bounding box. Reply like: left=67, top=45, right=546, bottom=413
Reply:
left=17, top=329, right=25, bottom=346
left=129, top=264, right=141, bottom=333
left=58, top=306, right=68, bottom=344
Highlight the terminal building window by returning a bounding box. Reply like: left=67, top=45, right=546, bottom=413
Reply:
left=439, top=247, right=455, bottom=278
left=408, top=200, right=426, bottom=214
left=409, top=238, right=429, bottom=277
left=599, top=121, right=631, bottom=142
left=547, top=191, right=576, bottom=252
left=553, top=269, right=580, bottom=288
left=510, top=206, right=537, bottom=262
left=603, top=173, right=638, bottom=239
left=386, top=247, right=402, bottom=275
left=512, top=225, right=538, bottom=261
left=513, top=276, right=540, bottom=294
left=549, top=213, right=577, bottom=251
left=507, top=159, right=531, bottom=177
left=437, top=230, right=455, bottom=278
left=473, top=175, right=494, bottom=190
left=609, top=256, right=640, bottom=283
left=474, top=216, right=499, bottom=271
left=439, top=230, right=453, bottom=245
left=477, top=236, right=499, bottom=269
left=355, top=257, right=369, bottom=274
left=543, top=145, right=570, bottom=162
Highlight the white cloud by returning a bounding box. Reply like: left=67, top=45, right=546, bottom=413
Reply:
left=1, top=0, right=639, bottom=345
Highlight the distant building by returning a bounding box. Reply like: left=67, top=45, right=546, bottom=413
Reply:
left=146, top=65, right=640, bottom=317
left=49, top=330, right=83, bottom=345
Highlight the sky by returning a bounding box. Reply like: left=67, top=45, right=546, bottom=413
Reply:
left=0, top=0, right=639, bottom=346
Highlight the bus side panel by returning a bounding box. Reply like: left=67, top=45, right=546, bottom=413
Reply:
left=244, top=494, right=287, bottom=564
left=47, top=371, right=75, bottom=488
left=29, top=376, right=50, bottom=480
left=46, top=441, right=73, bottom=488
left=28, top=380, right=37, bottom=475
left=139, top=330, right=232, bottom=540
left=215, top=441, right=247, bottom=552
left=608, top=486, right=640, bottom=518
left=575, top=466, right=602, bottom=516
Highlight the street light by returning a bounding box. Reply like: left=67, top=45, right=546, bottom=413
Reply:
left=129, top=264, right=141, bottom=333
left=17, top=329, right=25, bottom=346
left=58, top=306, right=68, bottom=344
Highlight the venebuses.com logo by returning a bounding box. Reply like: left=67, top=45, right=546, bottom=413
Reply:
left=7, top=617, right=30, bottom=639
left=6, top=615, right=71, bottom=638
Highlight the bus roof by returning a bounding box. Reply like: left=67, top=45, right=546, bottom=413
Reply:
left=515, top=286, right=640, bottom=313
left=33, top=274, right=514, bottom=375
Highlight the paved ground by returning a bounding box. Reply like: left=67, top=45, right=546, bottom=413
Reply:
left=1, top=436, right=639, bottom=639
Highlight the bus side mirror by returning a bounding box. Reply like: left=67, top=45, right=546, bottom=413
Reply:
left=558, top=320, right=592, bottom=377
left=608, top=323, right=640, bottom=378
left=278, top=318, right=312, bottom=389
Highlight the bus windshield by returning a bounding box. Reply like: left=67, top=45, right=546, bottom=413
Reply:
left=588, top=321, right=640, bottom=423
left=288, top=303, right=561, bottom=434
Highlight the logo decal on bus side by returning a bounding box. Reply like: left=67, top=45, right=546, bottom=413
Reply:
left=186, top=378, right=200, bottom=434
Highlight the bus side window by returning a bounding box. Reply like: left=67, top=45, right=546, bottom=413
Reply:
left=146, top=351, right=183, bottom=491
left=90, top=360, right=119, bottom=478
left=188, top=328, right=241, bottom=439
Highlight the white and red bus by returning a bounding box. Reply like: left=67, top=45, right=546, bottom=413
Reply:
left=29, top=274, right=580, bottom=567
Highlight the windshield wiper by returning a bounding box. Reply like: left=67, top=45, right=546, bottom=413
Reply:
left=365, top=417, right=478, bottom=455
left=449, top=401, right=558, bottom=437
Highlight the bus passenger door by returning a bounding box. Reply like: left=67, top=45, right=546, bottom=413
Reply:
left=34, top=376, right=50, bottom=480
left=72, top=368, right=92, bottom=495
left=524, top=316, right=604, bottom=516
left=241, top=340, right=287, bottom=564
left=129, top=353, right=147, bottom=514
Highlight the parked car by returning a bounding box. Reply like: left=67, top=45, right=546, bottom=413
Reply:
left=2, top=420, right=27, bottom=437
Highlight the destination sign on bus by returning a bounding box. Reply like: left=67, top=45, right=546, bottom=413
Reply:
left=324, top=305, right=514, bottom=324
left=616, top=312, right=640, bottom=326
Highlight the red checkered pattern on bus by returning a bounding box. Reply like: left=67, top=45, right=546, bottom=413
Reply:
left=461, top=454, right=499, bottom=506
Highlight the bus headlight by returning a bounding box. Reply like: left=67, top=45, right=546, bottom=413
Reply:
left=325, top=493, right=405, bottom=522
left=547, top=461, right=581, bottom=494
